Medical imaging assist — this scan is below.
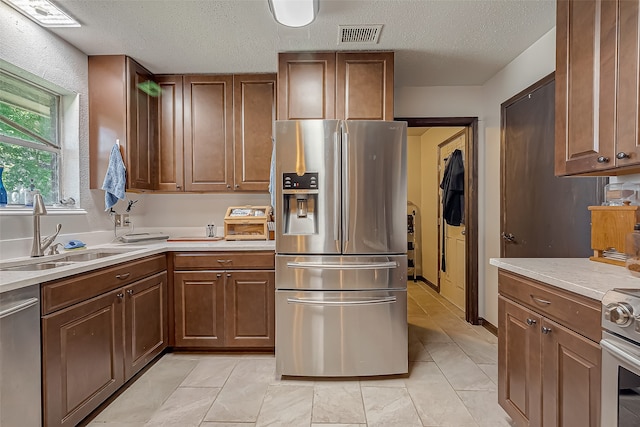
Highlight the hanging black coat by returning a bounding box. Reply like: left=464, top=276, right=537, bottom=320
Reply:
left=440, top=149, right=464, bottom=226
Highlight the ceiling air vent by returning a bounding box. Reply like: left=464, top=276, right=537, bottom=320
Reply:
left=338, top=25, right=383, bottom=44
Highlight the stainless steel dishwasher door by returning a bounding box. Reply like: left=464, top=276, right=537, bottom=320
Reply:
left=0, top=284, right=41, bottom=427
left=275, top=289, right=408, bottom=377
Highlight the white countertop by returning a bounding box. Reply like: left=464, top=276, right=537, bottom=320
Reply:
left=0, top=240, right=275, bottom=294
left=490, top=258, right=640, bottom=301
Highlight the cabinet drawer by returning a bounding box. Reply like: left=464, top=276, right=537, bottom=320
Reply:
left=172, top=251, right=275, bottom=270
left=498, top=270, right=601, bottom=342
left=42, top=254, right=167, bottom=315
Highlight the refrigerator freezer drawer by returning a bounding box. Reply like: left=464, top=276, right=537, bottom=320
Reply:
left=275, top=290, right=408, bottom=377
left=276, top=255, right=407, bottom=291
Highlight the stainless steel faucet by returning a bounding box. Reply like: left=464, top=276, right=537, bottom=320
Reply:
left=31, top=193, right=62, bottom=257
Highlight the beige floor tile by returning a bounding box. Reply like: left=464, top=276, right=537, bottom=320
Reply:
left=445, top=328, right=499, bottom=364
left=405, top=362, right=478, bottom=426
left=180, top=357, right=237, bottom=387
left=311, top=425, right=366, bottom=427
left=204, top=359, right=274, bottom=423
left=312, top=382, right=365, bottom=424
left=360, top=386, right=422, bottom=427
left=255, top=385, right=313, bottom=427
left=144, top=387, right=219, bottom=426
left=88, top=422, right=146, bottom=427
left=93, top=358, right=198, bottom=423
left=409, top=338, right=433, bottom=362
left=424, top=341, right=495, bottom=391
left=457, top=390, right=516, bottom=427
left=200, top=423, right=255, bottom=427
left=477, top=363, right=499, bottom=385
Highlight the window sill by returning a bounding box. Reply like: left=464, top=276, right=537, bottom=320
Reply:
left=0, top=206, right=87, bottom=216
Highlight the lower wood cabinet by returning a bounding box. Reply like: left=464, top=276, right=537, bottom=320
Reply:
left=173, top=251, right=275, bottom=349
left=42, top=256, right=167, bottom=427
left=498, top=270, right=601, bottom=427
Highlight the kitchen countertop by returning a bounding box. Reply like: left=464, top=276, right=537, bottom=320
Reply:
left=490, top=258, right=640, bottom=301
left=0, top=240, right=275, bottom=294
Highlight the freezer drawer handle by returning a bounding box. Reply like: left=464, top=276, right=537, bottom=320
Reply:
left=286, top=261, right=398, bottom=270
left=286, top=296, right=397, bottom=306
left=0, top=298, right=38, bottom=319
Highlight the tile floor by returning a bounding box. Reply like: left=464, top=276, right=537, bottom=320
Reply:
left=87, top=281, right=514, bottom=427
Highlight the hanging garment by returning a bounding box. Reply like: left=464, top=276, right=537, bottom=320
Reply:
left=440, top=149, right=464, bottom=272
left=102, top=143, right=126, bottom=211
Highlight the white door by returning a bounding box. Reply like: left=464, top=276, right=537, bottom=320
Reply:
left=438, top=133, right=466, bottom=311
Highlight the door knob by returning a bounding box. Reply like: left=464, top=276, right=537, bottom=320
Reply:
left=461, top=229, right=466, bottom=235
left=541, top=326, right=552, bottom=334
left=596, top=156, right=609, bottom=163
left=501, top=232, right=515, bottom=242
left=526, top=318, right=537, bottom=326
left=617, top=152, right=631, bottom=160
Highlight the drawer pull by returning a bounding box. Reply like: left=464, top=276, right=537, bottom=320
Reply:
left=227, top=273, right=231, bottom=277
left=217, top=259, right=233, bottom=264
left=216, top=273, right=222, bottom=278
left=541, top=326, right=552, bottom=334
left=116, top=272, right=131, bottom=280
left=126, top=289, right=134, bottom=296
left=531, top=295, right=551, bottom=305
left=526, top=318, right=537, bottom=326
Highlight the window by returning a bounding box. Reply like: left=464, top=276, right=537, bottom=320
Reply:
left=0, top=69, right=61, bottom=205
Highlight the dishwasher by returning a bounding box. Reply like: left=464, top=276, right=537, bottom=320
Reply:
left=0, top=284, right=41, bottom=427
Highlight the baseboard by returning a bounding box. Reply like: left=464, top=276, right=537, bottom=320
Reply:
left=478, top=318, right=498, bottom=336
left=416, top=276, right=440, bottom=292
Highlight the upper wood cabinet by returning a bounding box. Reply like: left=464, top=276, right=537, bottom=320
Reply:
left=156, top=73, right=276, bottom=192
left=184, top=75, right=234, bottom=192
left=277, top=51, right=394, bottom=120
left=556, top=0, right=640, bottom=176
left=89, top=55, right=157, bottom=191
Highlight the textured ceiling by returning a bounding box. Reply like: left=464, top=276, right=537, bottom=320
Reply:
left=42, top=0, right=555, bottom=87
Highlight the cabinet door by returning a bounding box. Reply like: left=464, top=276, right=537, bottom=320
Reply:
left=498, top=296, right=542, bottom=427
left=42, top=289, right=124, bottom=427
left=233, top=74, right=276, bottom=191
left=123, top=271, right=168, bottom=380
left=615, top=0, right=640, bottom=168
left=127, top=58, right=157, bottom=190
left=224, top=270, right=275, bottom=348
left=336, top=52, right=394, bottom=120
left=174, top=271, right=225, bottom=347
left=541, top=317, right=601, bottom=427
left=183, top=75, right=234, bottom=191
left=156, top=75, right=184, bottom=191
left=277, top=52, right=336, bottom=119
left=555, top=0, right=617, bottom=175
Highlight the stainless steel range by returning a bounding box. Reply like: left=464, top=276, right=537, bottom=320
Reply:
left=601, top=289, right=640, bottom=426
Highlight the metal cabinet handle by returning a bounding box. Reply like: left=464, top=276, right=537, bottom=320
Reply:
left=126, top=289, right=134, bottom=296
left=116, top=272, right=131, bottom=280
left=526, top=318, right=537, bottom=326
left=541, top=326, right=552, bottom=334
left=116, top=293, right=124, bottom=299
left=176, top=184, right=181, bottom=189
left=217, top=259, right=232, bottom=264
left=216, top=273, right=222, bottom=278
left=226, top=273, right=231, bottom=277
left=226, top=184, right=231, bottom=189
left=235, top=184, right=240, bottom=188
left=617, top=152, right=631, bottom=160
left=597, top=156, right=610, bottom=163
left=531, top=295, right=551, bottom=305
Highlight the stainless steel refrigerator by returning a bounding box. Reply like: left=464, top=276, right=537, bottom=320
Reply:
left=275, top=120, right=408, bottom=377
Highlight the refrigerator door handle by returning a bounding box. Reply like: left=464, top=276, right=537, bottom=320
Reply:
left=343, top=131, right=350, bottom=253
left=286, top=296, right=397, bottom=306
left=286, top=261, right=398, bottom=270
left=334, top=131, right=341, bottom=248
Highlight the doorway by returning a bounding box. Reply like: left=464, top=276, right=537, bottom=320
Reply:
left=398, top=117, right=479, bottom=325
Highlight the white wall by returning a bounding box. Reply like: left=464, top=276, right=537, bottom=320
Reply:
left=395, top=28, right=556, bottom=326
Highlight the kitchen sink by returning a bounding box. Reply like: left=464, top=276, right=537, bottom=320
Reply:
left=61, top=250, right=130, bottom=262
left=1, top=261, right=75, bottom=271
left=0, top=249, right=134, bottom=271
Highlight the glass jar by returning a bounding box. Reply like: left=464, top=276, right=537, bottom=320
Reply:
left=625, top=223, right=640, bottom=277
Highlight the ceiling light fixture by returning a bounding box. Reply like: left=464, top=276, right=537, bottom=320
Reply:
left=3, top=0, right=80, bottom=27
left=268, top=0, right=319, bottom=28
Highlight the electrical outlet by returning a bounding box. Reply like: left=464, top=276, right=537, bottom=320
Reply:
left=114, top=213, right=130, bottom=227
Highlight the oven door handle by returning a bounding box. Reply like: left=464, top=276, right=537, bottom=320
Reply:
left=601, top=338, right=640, bottom=368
